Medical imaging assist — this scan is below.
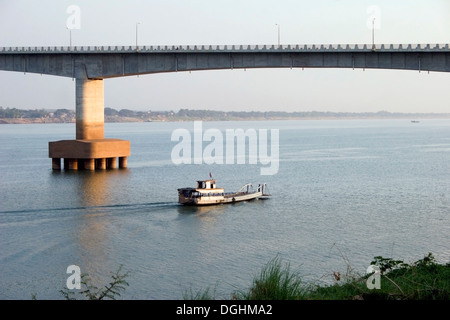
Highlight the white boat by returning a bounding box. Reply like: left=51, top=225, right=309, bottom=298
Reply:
left=177, top=179, right=271, bottom=206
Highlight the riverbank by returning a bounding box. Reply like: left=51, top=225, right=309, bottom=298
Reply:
left=186, top=253, right=450, bottom=300
left=2, top=107, right=450, bottom=124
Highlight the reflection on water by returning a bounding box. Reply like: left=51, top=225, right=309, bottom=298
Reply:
left=177, top=204, right=227, bottom=217
left=176, top=199, right=271, bottom=222
left=51, top=169, right=131, bottom=284
left=60, top=169, right=131, bottom=207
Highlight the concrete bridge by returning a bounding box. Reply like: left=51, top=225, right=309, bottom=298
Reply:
left=1, top=43, right=449, bottom=170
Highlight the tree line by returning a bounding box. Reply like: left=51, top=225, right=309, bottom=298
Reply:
left=2, top=106, right=449, bottom=121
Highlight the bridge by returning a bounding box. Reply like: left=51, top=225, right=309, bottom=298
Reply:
left=1, top=43, right=449, bottom=170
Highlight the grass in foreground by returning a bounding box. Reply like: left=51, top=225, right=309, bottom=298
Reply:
left=185, top=253, right=450, bottom=300
left=307, top=253, right=450, bottom=300
left=44, top=252, right=448, bottom=300
left=232, top=256, right=305, bottom=300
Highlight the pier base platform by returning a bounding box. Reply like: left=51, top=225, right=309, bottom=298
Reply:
left=49, top=139, right=130, bottom=171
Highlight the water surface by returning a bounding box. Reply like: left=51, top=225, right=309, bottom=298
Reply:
left=1, top=119, right=449, bottom=299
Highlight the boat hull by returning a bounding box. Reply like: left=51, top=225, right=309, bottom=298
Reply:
left=179, top=191, right=264, bottom=206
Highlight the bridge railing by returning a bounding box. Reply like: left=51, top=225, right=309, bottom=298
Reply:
left=1, top=44, right=449, bottom=54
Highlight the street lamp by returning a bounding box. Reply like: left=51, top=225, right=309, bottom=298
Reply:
left=372, top=18, right=376, bottom=50
left=136, top=22, right=142, bottom=50
left=66, top=27, right=72, bottom=48
left=275, top=24, right=280, bottom=47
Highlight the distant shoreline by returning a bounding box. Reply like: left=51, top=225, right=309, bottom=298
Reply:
left=1, top=117, right=449, bottom=125
left=1, top=107, right=450, bottom=124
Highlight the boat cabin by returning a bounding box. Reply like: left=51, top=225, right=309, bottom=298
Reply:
left=193, top=179, right=225, bottom=195
left=178, top=179, right=226, bottom=205
left=197, top=179, right=217, bottom=189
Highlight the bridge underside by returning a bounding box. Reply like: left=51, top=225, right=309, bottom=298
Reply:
left=1, top=45, right=449, bottom=79
left=99, top=50, right=450, bottom=77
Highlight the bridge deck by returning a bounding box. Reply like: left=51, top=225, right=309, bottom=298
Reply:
left=1, top=43, right=449, bottom=54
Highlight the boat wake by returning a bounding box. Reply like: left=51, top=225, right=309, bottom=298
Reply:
left=0, top=201, right=179, bottom=216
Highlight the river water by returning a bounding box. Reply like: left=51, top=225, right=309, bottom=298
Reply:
left=1, top=119, right=449, bottom=299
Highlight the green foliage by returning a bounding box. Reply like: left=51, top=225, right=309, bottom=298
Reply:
left=384, top=253, right=450, bottom=300
left=0, top=107, right=23, bottom=118
left=311, top=252, right=450, bottom=300
left=233, top=256, right=305, bottom=300
left=370, top=256, right=409, bottom=274
left=414, top=252, right=437, bottom=268
left=60, top=265, right=129, bottom=300
left=182, top=286, right=217, bottom=300
left=0, top=107, right=75, bottom=120
left=186, top=253, right=449, bottom=300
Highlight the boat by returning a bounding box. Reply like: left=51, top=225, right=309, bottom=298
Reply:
left=177, top=179, right=271, bottom=206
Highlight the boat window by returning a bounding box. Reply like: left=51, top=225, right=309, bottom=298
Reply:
left=182, top=190, right=191, bottom=197
left=197, top=181, right=205, bottom=188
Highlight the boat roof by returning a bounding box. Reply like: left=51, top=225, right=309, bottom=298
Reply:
left=197, top=179, right=216, bottom=183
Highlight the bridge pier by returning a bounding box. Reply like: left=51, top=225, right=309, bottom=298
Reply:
left=51, top=155, right=128, bottom=170
left=52, top=158, right=61, bottom=170
left=49, top=77, right=130, bottom=171
left=76, top=78, right=105, bottom=140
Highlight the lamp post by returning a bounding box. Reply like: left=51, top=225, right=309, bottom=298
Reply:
left=275, top=24, right=280, bottom=47
left=372, top=18, right=375, bottom=50
left=136, top=22, right=141, bottom=50
left=67, top=27, right=72, bottom=48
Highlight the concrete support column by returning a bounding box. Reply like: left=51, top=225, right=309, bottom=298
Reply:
left=119, top=157, right=127, bottom=169
left=66, top=158, right=78, bottom=170
left=84, top=158, right=95, bottom=171
left=96, top=158, right=107, bottom=170
left=76, top=78, right=104, bottom=140
left=107, top=157, right=117, bottom=169
left=52, top=158, right=61, bottom=170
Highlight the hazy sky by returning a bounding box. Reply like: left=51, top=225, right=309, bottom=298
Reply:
left=0, top=0, right=449, bottom=113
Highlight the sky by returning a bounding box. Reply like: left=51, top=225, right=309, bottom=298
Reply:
left=0, top=0, right=449, bottom=113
